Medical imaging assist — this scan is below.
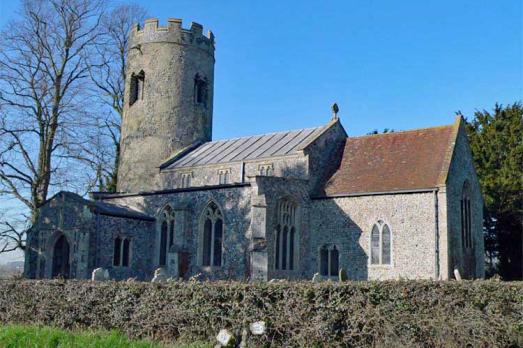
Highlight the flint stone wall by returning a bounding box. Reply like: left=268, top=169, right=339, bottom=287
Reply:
left=445, top=124, right=485, bottom=279
left=311, top=192, right=438, bottom=280
left=102, top=185, right=252, bottom=280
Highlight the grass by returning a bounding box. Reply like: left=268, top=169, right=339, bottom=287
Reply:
left=0, top=325, right=211, bottom=348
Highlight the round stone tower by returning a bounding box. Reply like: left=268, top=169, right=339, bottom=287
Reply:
left=118, top=18, right=215, bottom=192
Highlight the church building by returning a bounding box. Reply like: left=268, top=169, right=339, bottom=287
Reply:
left=24, top=18, right=485, bottom=281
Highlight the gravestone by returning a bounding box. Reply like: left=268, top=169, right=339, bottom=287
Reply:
left=216, top=329, right=234, bottom=347
left=339, top=268, right=348, bottom=282
left=250, top=321, right=266, bottom=335
left=91, top=267, right=109, bottom=281
left=152, top=267, right=168, bottom=283
left=453, top=268, right=462, bottom=281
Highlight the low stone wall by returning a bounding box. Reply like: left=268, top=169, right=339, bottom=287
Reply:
left=0, top=280, right=521, bottom=347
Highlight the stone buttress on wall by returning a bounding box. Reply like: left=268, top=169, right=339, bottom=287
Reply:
left=118, top=19, right=215, bottom=193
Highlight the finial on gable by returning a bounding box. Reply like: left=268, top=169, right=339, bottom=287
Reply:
left=331, top=103, right=339, bottom=121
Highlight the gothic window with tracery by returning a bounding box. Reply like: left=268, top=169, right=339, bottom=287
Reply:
left=158, top=206, right=175, bottom=266
left=274, top=199, right=298, bottom=271
left=370, top=220, right=392, bottom=265
left=201, top=202, right=224, bottom=267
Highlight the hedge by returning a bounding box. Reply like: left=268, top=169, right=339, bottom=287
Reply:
left=0, top=280, right=521, bottom=347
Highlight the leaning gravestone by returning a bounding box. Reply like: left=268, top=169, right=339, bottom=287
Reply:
left=453, top=268, right=462, bottom=281
left=151, top=267, right=168, bottom=283
left=91, top=267, right=109, bottom=281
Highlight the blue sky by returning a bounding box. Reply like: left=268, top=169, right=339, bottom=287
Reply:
left=0, top=0, right=521, bottom=262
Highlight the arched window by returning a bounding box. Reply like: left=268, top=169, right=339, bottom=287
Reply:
left=113, top=237, right=122, bottom=266
left=218, top=169, right=231, bottom=185
left=370, top=220, right=392, bottom=265
left=158, top=206, right=175, bottom=266
left=201, top=202, right=224, bottom=267
left=180, top=172, right=192, bottom=188
left=274, top=199, right=298, bottom=271
left=113, top=237, right=131, bottom=267
left=319, top=245, right=339, bottom=276
left=194, top=74, right=208, bottom=106
left=461, top=181, right=472, bottom=249
left=129, top=70, right=144, bottom=106
left=122, top=239, right=131, bottom=267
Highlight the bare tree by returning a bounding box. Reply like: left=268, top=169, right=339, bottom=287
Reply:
left=0, top=0, right=105, bottom=253
left=88, top=4, right=147, bottom=192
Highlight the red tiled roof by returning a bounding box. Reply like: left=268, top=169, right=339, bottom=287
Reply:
left=321, top=121, right=459, bottom=196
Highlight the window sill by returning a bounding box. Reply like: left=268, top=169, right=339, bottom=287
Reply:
left=199, top=265, right=223, bottom=272
left=369, top=264, right=393, bottom=269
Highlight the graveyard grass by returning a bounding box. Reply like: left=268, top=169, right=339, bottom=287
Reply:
left=0, top=325, right=211, bottom=348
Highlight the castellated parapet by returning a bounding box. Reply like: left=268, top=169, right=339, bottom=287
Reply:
left=130, top=18, right=215, bottom=51
left=118, top=18, right=215, bottom=193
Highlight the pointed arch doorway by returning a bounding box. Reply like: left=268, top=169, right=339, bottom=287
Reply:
left=52, top=235, right=70, bottom=278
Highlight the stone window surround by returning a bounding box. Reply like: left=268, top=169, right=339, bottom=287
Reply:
left=194, top=73, right=208, bottom=107
left=179, top=172, right=193, bottom=188
left=273, top=198, right=300, bottom=272
left=44, top=230, right=74, bottom=279
left=218, top=168, right=232, bottom=185
left=157, top=205, right=176, bottom=267
left=197, top=200, right=225, bottom=269
left=129, top=70, right=145, bottom=106
left=258, top=163, right=274, bottom=176
left=318, top=244, right=340, bottom=278
left=113, top=236, right=132, bottom=268
left=368, top=220, right=394, bottom=268
left=461, top=180, right=473, bottom=250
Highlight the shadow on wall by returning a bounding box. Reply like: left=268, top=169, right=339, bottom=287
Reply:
left=310, top=198, right=369, bottom=281
left=137, top=188, right=254, bottom=281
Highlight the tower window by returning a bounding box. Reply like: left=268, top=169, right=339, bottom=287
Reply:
left=129, top=71, right=144, bottom=106
left=194, top=74, right=208, bottom=107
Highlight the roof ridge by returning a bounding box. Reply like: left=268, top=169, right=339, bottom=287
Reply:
left=348, top=123, right=454, bottom=140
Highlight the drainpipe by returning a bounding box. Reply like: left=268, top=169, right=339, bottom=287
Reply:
left=434, top=189, right=440, bottom=279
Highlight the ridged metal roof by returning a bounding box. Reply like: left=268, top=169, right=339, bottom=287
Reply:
left=165, top=126, right=327, bottom=169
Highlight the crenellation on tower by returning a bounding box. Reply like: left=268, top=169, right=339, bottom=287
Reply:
left=130, top=18, right=215, bottom=50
